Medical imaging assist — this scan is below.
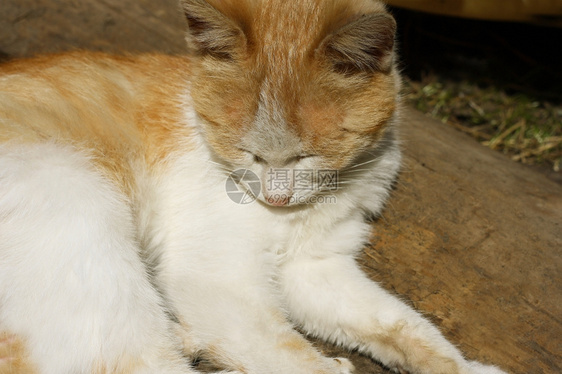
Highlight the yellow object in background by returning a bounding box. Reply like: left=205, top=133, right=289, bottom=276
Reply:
left=385, top=0, right=562, bottom=26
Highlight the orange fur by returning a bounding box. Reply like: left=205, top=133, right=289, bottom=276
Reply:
left=1, top=0, right=399, bottom=185
left=360, top=322, right=461, bottom=374
left=0, top=333, right=36, bottom=374
left=0, top=52, right=192, bottom=196
left=186, top=0, right=400, bottom=169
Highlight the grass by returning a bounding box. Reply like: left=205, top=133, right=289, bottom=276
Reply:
left=400, top=74, right=562, bottom=172
left=404, top=75, right=562, bottom=173
left=390, top=6, right=562, bottom=176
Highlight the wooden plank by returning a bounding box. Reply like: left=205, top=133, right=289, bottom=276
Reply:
left=1, top=1, right=561, bottom=373
left=363, top=107, right=562, bottom=374
left=0, top=0, right=187, bottom=57
left=385, top=0, right=562, bottom=26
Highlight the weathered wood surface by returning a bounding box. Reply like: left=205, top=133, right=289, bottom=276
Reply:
left=1, top=1, right=560, bottom=373
left=362, top=109, right=562, bottom=374
left=0, top=0, right=187, bottom=58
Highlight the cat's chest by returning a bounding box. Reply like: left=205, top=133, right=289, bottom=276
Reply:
left=144, top=154, right=302, bottom=256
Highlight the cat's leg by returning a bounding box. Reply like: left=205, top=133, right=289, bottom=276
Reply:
left=152, top=193, right=353, bottom=374
left=159, top=257, right=354, bottom=374
left=280, top=219, right=508, bottom=374
left=0, top=144, right=199, bottom=374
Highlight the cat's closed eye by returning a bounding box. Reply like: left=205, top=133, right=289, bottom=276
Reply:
left=253, top=154, right=265, bottom=163
left=294, top=154, right=316, bottom=162
left=240, top=148, right=316, bottom=166
left=239, top=149, right=265, bottom=163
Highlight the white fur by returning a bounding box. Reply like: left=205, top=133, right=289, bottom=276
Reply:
left=0, top=102, right=508, bottom=373
left=0, top=144, right=200, bottom=374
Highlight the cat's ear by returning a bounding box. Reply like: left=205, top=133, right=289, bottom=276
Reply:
left=319, top=13, right=396, bottom=74
left=181, top=0, right=246, bottom=59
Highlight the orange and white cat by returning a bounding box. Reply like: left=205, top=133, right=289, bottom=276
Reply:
left=0, top=1, right=507, bottom=373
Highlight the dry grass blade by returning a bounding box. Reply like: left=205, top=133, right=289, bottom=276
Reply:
left=484, top=119, right=525, bottom=149
left=404, top=75, right=562, bottom=173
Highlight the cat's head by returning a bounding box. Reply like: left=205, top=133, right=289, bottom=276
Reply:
left=182, top=0, right=400, bottom=207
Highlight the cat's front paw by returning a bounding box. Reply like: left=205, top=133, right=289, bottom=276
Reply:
left=332, top=357, right=355, bottom=374
left=464, top=361, right=509, bottom=374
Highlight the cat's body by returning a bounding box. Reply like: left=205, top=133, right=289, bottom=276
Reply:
left=0, top=1, right=507, bottom=373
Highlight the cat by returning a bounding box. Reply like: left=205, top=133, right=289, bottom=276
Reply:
left=0, top=0, right=508, bottom=373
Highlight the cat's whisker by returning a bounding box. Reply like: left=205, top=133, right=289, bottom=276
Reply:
left=345, top=157, right=383, bottom=170
left=340, top=168, right=377, bottom=174
left=205, top=160, right=234, bottom=174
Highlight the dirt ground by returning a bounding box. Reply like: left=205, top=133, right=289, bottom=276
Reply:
left=1, top=1, right=561, bottom=373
